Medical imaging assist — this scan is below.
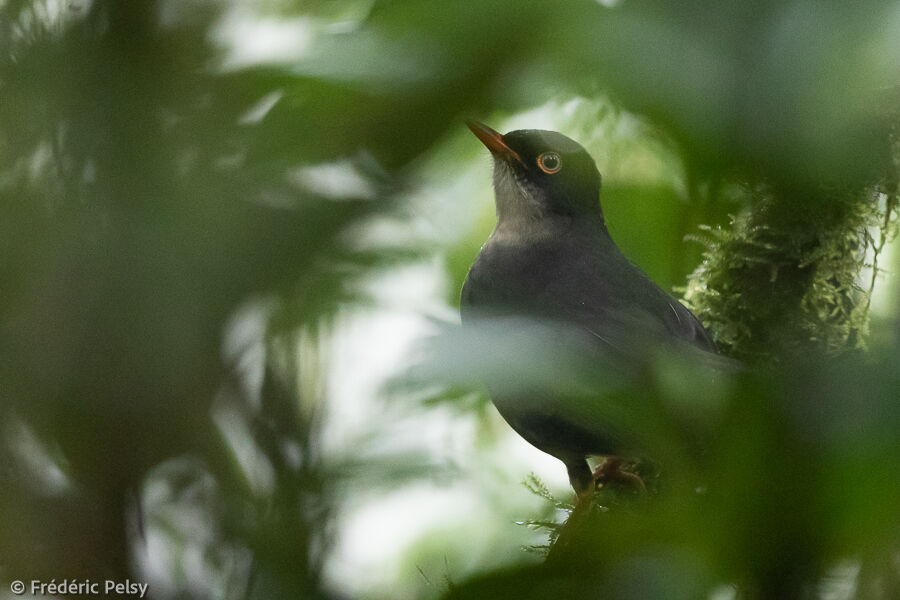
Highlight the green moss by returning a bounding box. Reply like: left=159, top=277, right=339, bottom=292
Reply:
left=683, top=179, right=898, bottom=363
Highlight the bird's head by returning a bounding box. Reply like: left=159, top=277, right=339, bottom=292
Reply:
left=466, top=121, right=603, bottom=231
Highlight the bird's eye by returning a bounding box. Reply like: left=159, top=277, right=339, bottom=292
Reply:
left=537, top=152, right=562, bottom=174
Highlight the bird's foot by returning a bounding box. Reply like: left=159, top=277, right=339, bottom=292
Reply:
left=573, top=486, right=595, bottom=510
left=592, top=457, right=646, bottom=495
left=553, top=483, right=594, bottom=562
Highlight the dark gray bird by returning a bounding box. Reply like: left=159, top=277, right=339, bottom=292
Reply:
left=460, top=121, right=720, bottom=498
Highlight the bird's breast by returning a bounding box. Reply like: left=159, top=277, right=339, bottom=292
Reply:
left=462, top=235, right=616, bottom=321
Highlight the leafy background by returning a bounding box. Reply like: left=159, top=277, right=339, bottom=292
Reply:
left=1, top=1, right=899, bottom=599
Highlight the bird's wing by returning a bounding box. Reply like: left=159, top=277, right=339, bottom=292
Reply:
left=561, top=237, right=719, bottom=357
left=662, top=298, right=718, bottom=353
left=461, top=233, right=719, bottom=356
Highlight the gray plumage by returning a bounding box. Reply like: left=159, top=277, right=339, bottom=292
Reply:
left=461, top=122, right=721, bottom=493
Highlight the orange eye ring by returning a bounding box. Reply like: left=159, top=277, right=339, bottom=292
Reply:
left=537, top=152, right=562, bottom=174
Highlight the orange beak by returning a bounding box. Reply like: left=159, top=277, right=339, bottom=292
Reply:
left=466, top=120, right=524, bottom=166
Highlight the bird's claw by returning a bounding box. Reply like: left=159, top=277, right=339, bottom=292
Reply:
left=591, top=457, right=646, bottom=495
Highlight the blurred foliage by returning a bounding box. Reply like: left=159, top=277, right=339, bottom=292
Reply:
left=442, top=351, right=900, bottom=600
left=1, top=0, right=899, bottom=599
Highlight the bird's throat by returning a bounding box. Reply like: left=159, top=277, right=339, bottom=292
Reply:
left=491, top=160, right=549, bottom=241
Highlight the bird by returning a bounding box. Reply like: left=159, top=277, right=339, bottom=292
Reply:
left=460, top=120, right=722, bottom=501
